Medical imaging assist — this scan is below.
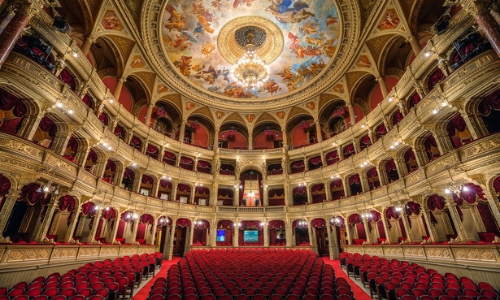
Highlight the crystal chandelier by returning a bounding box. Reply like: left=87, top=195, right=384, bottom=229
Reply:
left=231, top=32, right=270, bottom=89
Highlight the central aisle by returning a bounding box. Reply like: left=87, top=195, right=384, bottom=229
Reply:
left=322, top=257, right=372, bottom=300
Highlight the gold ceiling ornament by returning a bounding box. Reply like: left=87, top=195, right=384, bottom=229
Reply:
left=231, top=31, right=270, bottom=89
left=217, top=16, right=284, bottom=65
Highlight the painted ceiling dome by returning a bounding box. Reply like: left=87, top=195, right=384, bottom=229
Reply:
left=161, top=0, right=341, bottom=100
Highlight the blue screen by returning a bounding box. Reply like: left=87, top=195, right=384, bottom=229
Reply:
left=244, top=230, right=258, bottom=243
left=216, top=229, right=225, bottom=242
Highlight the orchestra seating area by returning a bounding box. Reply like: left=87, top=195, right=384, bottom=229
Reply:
left=0, top=252, right=162, bottom=300
left=341, top=252, right=500, bottom=300
left=147, top=249, right=354, bottom=299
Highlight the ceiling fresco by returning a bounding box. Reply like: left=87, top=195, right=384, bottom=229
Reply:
left=161, top=0, right=340, bottom=99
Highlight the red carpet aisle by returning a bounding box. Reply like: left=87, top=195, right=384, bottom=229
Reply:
left=322, top=258, right=372, bottom=300
left=132, top=257, right=181, bottom=300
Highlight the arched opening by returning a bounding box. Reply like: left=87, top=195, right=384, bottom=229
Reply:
left=62, top=136, right=78, bottom=162
left=136, top=214, right=154, bottom=245
left=308, top=156, right=323, bottom=170
left=0, top=89, right=28, bottom=136
left=348, top=174, right=362, bottom=195
left=326, top=150, right=339, bottom=165
left=32, top=115, right=58, bottom=148
left=290, top=160, right=305, bottom=174
left=366, top=167, right=380, bottom=190
left=158, top=179, right=172, bottom=200
left=427, top=195, right=456, bottom=242
left=253, top=123, right=283, bottom=149
left=102, top=160, right=117, bottom=184
left=129, top=135, right=142, bottom=151
left=239, top=170, right=263, bottom=207
left=162, top=150, right=176, bottom=166
left=268, top=220, right=286, bottom=246
left=216, top=188, right=234, bottom=206
left=113, top=123, right=126, bottom=141
left=84, top=149, right=98, bottom=174
left=343, top=143, right=355, bottom=159
left=219, top=123, right=248, bottom=149
left=179, top=156, right=194, bottom=171
left=359, top=133, right=372, bottom=150
left=192, top=219, right=209, bottom=246
left=121, top=167, right=136, bottom=191
left=268, top=187, right=284, bottom=206
left=424, top=135, right=440, bottom=162
left=311, top=183, right=326, bottom=204
left=238, top=221, right=263, bottom=246
left=403, top=148, right=419, bottom=173
left=447, top=114, right=473, bottom=148
left=348, top=214, right=365, bottom=244
left=216, top=220, right=234, bottom=246
left=139, top=174, right=154, bottom=196
left=292, top=220, right=309, bottom=246
left=312, top=218, right=328, bottom=256
left=173, top=219, right=190, bottom=255
left=478, top=89, right=500, bottom=134
left=176, top=184, right=191, bottom=203
left=196, top=160, right=212, bottom=174
left=330, top=179, right=345, bottom=201
left=292, top=186, right=307, bottom=206
left=194, top=186, right=209, bottom=206
left=146, top=143, right=159, bottom=160
left=384, top=159, right=399, bottom=183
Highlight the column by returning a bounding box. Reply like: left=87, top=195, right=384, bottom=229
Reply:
left=326, top=223, right=337, bottom=259
left=413, top=146, right=428, bottom=167
left=490, top=2, right=500, bottom=25
left=360, top=174, right=369, bottom=193
left=87, top=209, right=103, bottom=243
left=400, top=214, right=413, bottom=242
left=431, top=130, right=454, bottom=155
left=347, top=104, right=356, bottom=126
left=211, top=182, right=218, bottom=206
left=127, top=219, right=139, bottom=244
left=132, top=171, right=142, bottom=194
left=315, top=121, right=323, bottom=143
left=421, top=206, right=439, bottom=242
left=152, top=179, right=160, bottom=200
left=461, top=111, right=487, bottom=139
left=395, top=158, right=409, bottom=178
left=147, top=217, right=158, bottom=245
left=20, top=110, right=44, bottom=140
left=281, top=130, right=288, bottom=149
left=213, top=129, right=219, bottom=149
left=80, top=36, right=94, bottom=56
left=0, top=188, right=21, bottom=242
left=484, top=192, right=500, bottom=229
left=113, top=77, right=125, bottom=100
left=346, top=223, right=353, bottom=245
left=190, top=186, right=196, bottom=204
left=74, top=214, right=86, bottom=238
left=171, top=181, right=178, bottom=202
left=408, top=35, right=422, bottom=56
left=377, top=77, right=388, bottom=98
left=188, top=223, right=195, bottom=251
left=166, top=216, right=177, bottom=260
left=286, top=221, right=293, bottom=246
left=145, top=104, right=154, bottom=127
left=179, top=120, right=187, bottom=143
left=285, top=183, right=293, bottom=206
left=262, top=183, right=269, bottom=206
left=53, top=130, right=75, bottom=155
left=109, top=216, right=121, bottom=244
left=233, top=219, right=239, bottom=247
left=263, top=222, right=269, bottom=247
left=34, top=198, right=58, bottom=243
left=362, top=218, right=372, bottom=244
left=307, top=224, right=317, bottom=253
left=0, top=0, right=36, bottom=67
left=0, top=6, right=15, bottom=36
left=380, top=213, right=392, bottom=244
left=210, top=224, right=217, bottom=246
left=63, top=205, right=82, bottom=243
left=444, top=196, right=470, bottom=241
left=466, top=0, right=500, bottom=57
left=470, top=203, right=487, bottom=233
left=304, top=157, right=309, bottom=171
left=234, top=186, right=239, bottom=206
left=248, top=133, right=253, bottom=150
left=324, top=180, right=332, bottom=201
left=306, top=185, right=312, bottom=204
left=343, top=178, right=351, bottom=197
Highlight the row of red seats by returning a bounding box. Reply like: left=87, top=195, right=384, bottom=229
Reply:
left=0, top=252, right=162, bottom=300
left=147, top=249, right=355, bottom=299
left=340, top=252, right=499, bottom=300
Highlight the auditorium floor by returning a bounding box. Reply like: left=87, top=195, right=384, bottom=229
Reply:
left=131, top=256, right=182, bottom=300
left=131, top=256, right=373, bottom=299
left=322, top=258, right=373, bottom=300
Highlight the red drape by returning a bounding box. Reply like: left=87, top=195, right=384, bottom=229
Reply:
left=477, top=202, right=500, bottom=234
left=343, top=144, right=355, bottom=157
left=140, top=214, right=154, bottom=224
left=292, top=219, right=308, bottom=230
left=406, top=201, right=421, bottom=215
left=98, top=112, right=109, bottom=126
left=0, top=174, right=11, bottom=197
left=348, top=214, right=362, bottom=224
left=86, top=149, right=97, bottom=164
left=349, top=174, right=360, bottom=185
left=114, top=125, right=125, bottom=139
left=424, top=135, right=439, bottom=159
left=123, top=168, right=135, bottom=181
left=217, top=220, right=234, bottom=229
left=408, top=92, right=421, bottom=108
left=311, top=218, right=326, bottom=228
left=385, top=159, right=397, bottom=172
left=105, top=160, right=116, bottom=172
left=82, top=95, right=93, bottom=109
left=427, top=194, right=445, bottom=210
left=130, top=136, right=141, bottom=149
left=293, top=186, right=306, bottom=196
left=58, top=195, right=75, bottom=212
left=159, top=179, right=172, bottom=189
left=141, top=175, right=153, bottom=185
left=360, top=134, right=371, bottom=147
left=291, top=161, right=305, bottom=169
left=494, top=176, right=500, bottom=193
left=376, top=123, right=387, bottom=137
left=38, top=116, right=57, bottom=136
left=308, top=156, right=322, bottom=165
left=479, top=89, right=500, bottom=116
left=146, top=144, right=158, bottom=154
left=180, top=157, right=193, bottom=165
left=177, top=218, right=191, bottom=228
left=177, top=184, right=190, bottom=193
left=0, top=89, right=26, bottom=135
left=326, top=150, right=339, bottom=165
left=355, top=222, right=366, bottom=239
left=58, top=69, right=76, bottom=91
left=385, top=206, right=400, bottom=220
left=81, top=201, right=97, bottom=217
left=427, top=68, right=445, bottom=91
left=447, top=114, right=470, bottom=148
left=367, top=167, right=378, bottom=178
left=18, top=183, right=49, bottom=205
left=102, top=208, right=116, bottom=220
left=268, top=220, right=285, bottom=229
left=452, top=183, right=486, bottom=205
left=392, top=111, right=404, bottom=126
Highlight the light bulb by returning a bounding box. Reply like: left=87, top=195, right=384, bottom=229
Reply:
left=432, top=109, right=438, bottom=114
left=444, top=188, right=451, bottom=194
left=462, top=186, right=469, bottom=192
left=72, top=52, right=78, bottom=58
left=68, top=109, right=74, bottom=114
